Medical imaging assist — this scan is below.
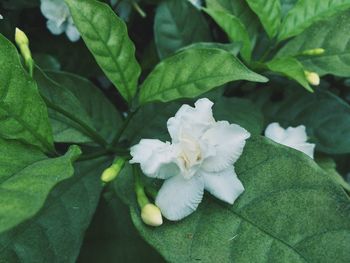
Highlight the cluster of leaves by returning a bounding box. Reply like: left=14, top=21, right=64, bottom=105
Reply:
left=1, top=0, right=350, bottom=262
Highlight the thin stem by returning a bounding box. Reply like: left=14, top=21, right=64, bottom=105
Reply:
left=78, top=149, right=110, bottom=161
left=110, top=107, right=139, bottom=147
left=43, top=97, right=109, bottom=148
left=134, top=166, right=149, bottom=208
left=132, top=2, right=146, bottom=18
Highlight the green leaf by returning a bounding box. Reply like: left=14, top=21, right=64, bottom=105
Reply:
left=245, top=0, right=281, bottom=38
left=179, top=42, right=242, bottom=56
left=317, top=156, right=350, bottom=192
left=78, top=194, right=164, bottom=263
left=65, top=0, right=141, bottom=104
left=0, top=34, right=54, bottom=153
left=278, top=0, right=350, bottom=41
left=204, top=8, right=252, bottom=62
left=251, top=87, right=350, bottom=154
left=266, top=57, right=312, bottom=92
left=116, top=136, right=350, bottom=262
left=206, top=0, right=259, bottom=40
left=34, top=68, right=96, bottom=144
left=277, top=10, right=350, bottom=77
left=213, top=97, right=264, bottom=135
left=46, top=71, right=122, bottom=143
left=139, top=48, right=268, bottom=104
left=0, top=139, right=81, bottom=234
left=154, top=0, right=211, bottom=59
left=0, top=157, right=109, bottom=262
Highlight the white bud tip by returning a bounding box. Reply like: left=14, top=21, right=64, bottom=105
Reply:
left=141, top=204, right=163, bottom=227
left=0, top=15, right=3, bottom=20
left=305, top=71, right=320, bottom=86
left=15, top=27, right=29, bottom=46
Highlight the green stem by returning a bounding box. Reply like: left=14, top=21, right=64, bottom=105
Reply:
left=132, top=2, right=146, bottom=18
left=110, top=107, right=139, bottom=147
left=134, top=166, right=149, bottom=208
left=43, top=97, right=109, bottom=148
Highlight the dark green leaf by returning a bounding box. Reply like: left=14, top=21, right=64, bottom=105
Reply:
left=204, top=8, right=252, bottom=62
left=266, top=57, right=312, bottom=92
left=0, top=34, right=54, bottom=153
left=46, top=71, right=122, bottom=143
left=154, top=0, right=211, bottom=58
left=116, top=136, right=350, bottom=262
left=277, top=10, right=350, bottom=77
left=0, top=157, right=109, bottom=262
left=139, top=48, right=268, bottom=104
left=278, top=0, right=350, bottom=41
left=245, top=0, right=281, bottom=38
left=0, top=139, right=81, bottom=234
left=65, top=0, right=141, bottom=104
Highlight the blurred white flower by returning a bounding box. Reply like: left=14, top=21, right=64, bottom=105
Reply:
left=40, top=0, right=80, bottom=42
left=188, top=0, right=202, bottom=9
left=265, top=122, right=315, bottom=159
left=130, top=98, right=250, bottom=221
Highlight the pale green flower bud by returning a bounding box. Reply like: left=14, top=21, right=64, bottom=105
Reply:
left=304, top=71, right=320, bottom=86
left=15, top=28, right=34, bottom=76
left=100, top=158, right=126, bottom=183
left=301, top=48, right=325, bottom=56
left=141, top=204, right=163, bottom=227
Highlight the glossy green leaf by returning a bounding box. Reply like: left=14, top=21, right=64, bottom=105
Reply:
left=154, top=0, right=211, bottom=58
left=34, top=68, right=96, bottom=144
left=139, top=48, right=268, bottom=104
left=277, top=10, right=350, bottom=77
left=0, top=139, right=81, bottom=234
left=0, top=157, right=109, bottom=262
left=116, top=136, right=350, bottom=262
left=206, top=0, right=259, bottom=40
left=0, top=34, right=54, bottom=153
left=65, top=0, right=141, bottom=104
left=46, top=71, right=122, bottom=143
left=78, top=194, right=164, bottom=263
left=266, top=57, right=312, bottom=92
left=251, top=87, right=350, bottom=154
left=245, top=0, right=281, bottom=38
left=278, top=0, right=350, bottom=41
left=204, top=8, right=252, bottom=61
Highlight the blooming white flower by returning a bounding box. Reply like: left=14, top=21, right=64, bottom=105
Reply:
left=40, top=0, right=80, bottom=42
left=265, top=122, right=315, bottom=159
left=130, top=98, right=250, bottom=221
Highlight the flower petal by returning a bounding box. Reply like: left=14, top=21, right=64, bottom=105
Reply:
left=130, top=139, right=179, bottom=179
left=283, top=125, right=308, bottom=145
left=65, top=24, right=80, bottom=42
left=167, top=98, right=215, bottom=142
left=46, top=20, right=65, bottom=35
left=40, top=0, right=69, bottom=21
left=264, top=122, right=286, bottom=142
left=201, top=121, right=250, bottom=172
left=292, top=142, right=315, bottom=159
left=202, top=167, right=244, bottom=204
left=156, top=175, right=204, bottom=220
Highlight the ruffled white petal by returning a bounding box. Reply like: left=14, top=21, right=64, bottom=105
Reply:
left=40, top=0, right=69, bottom=21
left=65, top=24, right=80, bottom=42
left=265, top=122, right=315, bottom=159
left=156, top=175, right=204, bottom=220
left=201, top=121, right=250, bottom=172
left=46, top=20, right=65, bottom=35
left=130, top=139, right=179, bottom=179
left=264, top=122, right=286, bottom=142
left=167, top=98, right=215, bottom=142
left=202, top=167, right=244, bottom=204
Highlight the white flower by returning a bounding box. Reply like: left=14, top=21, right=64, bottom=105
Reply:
left=265, top=122, right=315, bottom=159
left=40, top=0, right=80, bottom=42
left=130, top=98, right=250, bottom=221
left=188, top=0, right=202, bottom=9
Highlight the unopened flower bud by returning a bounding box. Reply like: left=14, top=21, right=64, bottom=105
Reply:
left=141, top=204, right=163, bottom=227
left=301, top=48, right=325, bottom=56
left=305, top=71, right=320, bottom=86
left=15, top=27, right=34, bottom=76
left=101, top=158, right=126, bottom=183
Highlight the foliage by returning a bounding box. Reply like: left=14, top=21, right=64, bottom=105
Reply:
left=1, top=0, right=350, bottom=262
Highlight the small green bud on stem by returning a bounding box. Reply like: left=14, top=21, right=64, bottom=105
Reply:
left=15, top=28, right=34, bottom=77
left=301, top=48, right=325, bottom=56
left=134, top=167, right=163, bottom=227
left=101, top=157, right=126, bottom=183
